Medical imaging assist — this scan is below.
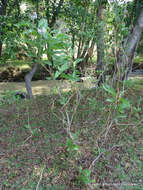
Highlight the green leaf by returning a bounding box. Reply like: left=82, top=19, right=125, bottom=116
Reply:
left=106, top=98, right=115, bottom=103
left=54, top=71, right=61, bottom=79
left=67, top=138, right=72, bottom=148
left=43, top=60, right=52, bottom=66
left=100, top=148, right=106, bottom=153
left=61, top=73, right=80, bottom=81
left=24, top=124, right=31, bottom=129
left=38, top=18, right=48, bottom=29
left=79, top=169, right=91, bottom=184
left=72, top=144, right=79, bottom=151
left=54, top=63, right=69, bottom=79
left=31, top=128, right=38, bottom=136
left=73, top=58, right=83, bottom=67
left=103, top=84, right=116, bottom=97
left=117, top=98, right=130, bottom=113
left=119, top=98, right=130, bottom=108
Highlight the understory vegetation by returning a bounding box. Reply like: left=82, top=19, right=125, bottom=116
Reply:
left=1, top=56, right=143, bottom=82
left=0, top=79, right=143, bottom=190
left=1, top=0, right=143, bottom=189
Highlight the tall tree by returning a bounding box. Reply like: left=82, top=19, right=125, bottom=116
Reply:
left=0, top=0, right=22, bottom=58
left=120, top=7, right=143, bottom=80
left=0, top=0, right=7, bottom=57
left=64, top=0, right=97, bottom=71
left=24, top=0, right=39, bottom=98
left=111, top=1, right=143, bottom=82
left=95, top=0, right=143, bottom=85
left=95, top=0, right=106, bottom=85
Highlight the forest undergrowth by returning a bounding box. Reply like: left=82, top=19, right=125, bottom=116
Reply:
left=0, top=79, right=143, bottom=190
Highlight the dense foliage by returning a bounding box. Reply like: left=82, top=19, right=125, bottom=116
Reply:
left=0, top=0, right=143, bottom=81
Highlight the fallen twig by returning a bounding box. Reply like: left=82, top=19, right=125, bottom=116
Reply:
left=36, top=166, right=45, bottom=190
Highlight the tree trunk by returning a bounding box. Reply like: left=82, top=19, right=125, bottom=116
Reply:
left=95, top=0, right=105, bottom=85
left=25, top=63, right=38, bottom=98
left=116, top=8, right=143, bottom=81
left=77, top=38, right=82, bottom=59
left=0, top=43, right=2, bottom=57
left=36, top=0, right=39, bottom=20
left=77, top=40, right=90, bottom=72
left=45, top=0, right=50, bottom=24
left=71, top=33, right=75, bottom=60
left=81, top=40, right=95, bottom=65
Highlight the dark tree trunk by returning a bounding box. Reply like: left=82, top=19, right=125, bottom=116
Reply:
left=16, top=0, right=20, bottom=20
left=95, top=0, right=105, bottom=85
left=113, top=8, right=143, bottom=82
left=0, top=43, right=2, bottom=57
left=36, top=0, right=39, bottom=25
left=25, top=63, right=38, bottom=98
left=72, top=33, right=75, bottom=60
left=46, top=0, right=50, bottom=24
left=0, top=0, right=7, bottom=15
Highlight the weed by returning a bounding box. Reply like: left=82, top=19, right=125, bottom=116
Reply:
left=0, top=89, right=26, bottom=105
left=78, top=167, right=91, bottom=185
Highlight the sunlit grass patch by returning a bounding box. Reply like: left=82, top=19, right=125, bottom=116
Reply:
left=134, top=56, right=143, bottom=63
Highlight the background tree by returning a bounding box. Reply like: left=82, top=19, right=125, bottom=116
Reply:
left=95, top=0, right=107, bottom=85
left=0, top=0, right=22, bottom=58
left=95, top=0, right=143, bottom=85
left=63, top=0, right=97, bottom=72
left=113, top=1, right=143, bottom=82
left=0, top=0, right=8, bottom=57
left=1, top=0, right=143, bottom=89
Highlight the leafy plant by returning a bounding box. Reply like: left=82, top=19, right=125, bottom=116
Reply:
left=24, top=124, right=38, bottom=136
left=58, top=94, right=69, bottom=106
left=0, top=90, right=24, bottom=105
left=78, top=167, right=91, bottom=185
left=67, top=138, right=79, bottom=152
left=103, top=83, right=130, bottom=114
left=4, top=18, right=81, bottom=85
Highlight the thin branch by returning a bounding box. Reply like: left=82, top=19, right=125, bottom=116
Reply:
left=36, top=166, right=45, bottom=190
left=22, top=135, right=32, bottom=145
left=104, top=120, right=113, bottom=140
left=89, top=144, right=123, bottom=170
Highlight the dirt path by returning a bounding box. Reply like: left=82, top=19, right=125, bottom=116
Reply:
left=0, top=79, right=95, bottom=95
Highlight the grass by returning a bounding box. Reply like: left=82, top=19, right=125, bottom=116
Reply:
left=0, top=78, right=143, bottom=189
left=0, top=79, right=95, bottom=96
left=134, top=56, right=143, bottom=64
